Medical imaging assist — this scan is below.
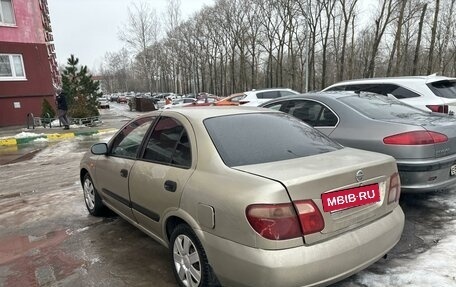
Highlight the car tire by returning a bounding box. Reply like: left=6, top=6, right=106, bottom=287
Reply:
left=170, top=224, right=220, bottom=287
left=82, top=173, right=105, bottom=216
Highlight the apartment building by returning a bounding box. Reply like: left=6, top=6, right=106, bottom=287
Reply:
left=0, top=0, right=59, bottom=126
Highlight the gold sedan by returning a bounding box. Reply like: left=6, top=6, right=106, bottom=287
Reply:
left=80, top=107, right=404, bottom=287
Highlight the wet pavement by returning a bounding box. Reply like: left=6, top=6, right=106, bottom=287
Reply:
left=0, top=103, right=455, bottom=286
left=0, top=103, right=176, bottom=287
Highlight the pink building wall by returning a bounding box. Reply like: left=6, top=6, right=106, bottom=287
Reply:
left=0, top=0, right=45, bottom=44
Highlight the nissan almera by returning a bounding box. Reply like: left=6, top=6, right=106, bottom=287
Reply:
left=80, top=107, right=404, bottom=287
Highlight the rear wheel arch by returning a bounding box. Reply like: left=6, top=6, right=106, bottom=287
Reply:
left=169, top=223, right=221, bottom=287
left=165, top=216, right=188, bottom=243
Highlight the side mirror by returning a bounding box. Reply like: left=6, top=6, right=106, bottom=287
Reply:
left=91, top=143, right=108, bottom=155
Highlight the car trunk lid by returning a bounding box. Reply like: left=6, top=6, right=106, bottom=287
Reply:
left=381, top=114, right=456, bottom=158
left=234, top=148, right=398, bottom=244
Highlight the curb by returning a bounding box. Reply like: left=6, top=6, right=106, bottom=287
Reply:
left=0, top=128, right=118, bottom=147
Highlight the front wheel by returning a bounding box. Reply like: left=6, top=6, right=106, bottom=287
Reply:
left=82, top=173, right=105, bottom=216
left=170, top=224, right=219, bottom=287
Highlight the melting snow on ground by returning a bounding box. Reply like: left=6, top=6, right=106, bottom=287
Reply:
left=355, top=191, right=456, bottom=287
left=1, top=131, right=46, bottom=139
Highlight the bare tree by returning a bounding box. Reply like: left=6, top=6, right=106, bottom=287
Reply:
left=427, top=0, right=440, bottom=74
left=386, top=0, right=407, bottom=76
left=102, top=0, right=456, bottom=95
left=337, top=0, right=358, bottom=81
left=164, top=0, right=182, bottom=93
left=319, top=0, right=337, bottom=89
left=119, top=2, right=160, bottom=92
left=412, top=2, right=427, bottom=75
left=436, top=0, right=456, bottom=74
left=365, top=0, right=398, bottom=77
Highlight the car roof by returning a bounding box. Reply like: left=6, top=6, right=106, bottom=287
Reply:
left=325, top=75, right=456, bottom=88
left=141, top=106, right=277, bottom=121
left=259, top=91, right=360, bottom=103
left=244, top=88, right=296, bottom=94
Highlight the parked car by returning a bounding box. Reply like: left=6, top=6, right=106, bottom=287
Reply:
left=117, top=95, right=128, bottom=103
left=183, top=95, right=220, bottom=107
left=163, top=98, right=197, bottom=109
left=110, top=93, right=119, bottom=102
left=214, top=92, right=244, bottom=106
left=323, top=75, right=456, bottom=114
left=261, top=92, right=456, bottom=192
left=97, top=97, right=110, bottom=109
left=80, top=107, right=404, bottom=287
left=240, top=88, right=299, bottom=106
left=153, top=93, right=174, bottom=109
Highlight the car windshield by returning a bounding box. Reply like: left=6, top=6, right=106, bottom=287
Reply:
left=338, top=94, right=430, bottom=119
left=204, top=113, right=341, bottom=167
left=427, top=80, right=456, bottom=99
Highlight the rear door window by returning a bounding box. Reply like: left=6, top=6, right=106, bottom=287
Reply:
left=262, top=100, right=294, bottom=113
left=204, top=113, right=341, bottom=167
left=257, top=91, right=281, bottom=99
left=427, top=80, right=456, bottom=99
left=287, top=100, right=323, bottom=126
left=280, top=90, right=297, bottom=97
left=141, top=117, right=191, bottom=168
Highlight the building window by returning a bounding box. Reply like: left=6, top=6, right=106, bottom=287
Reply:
left=0, top=54, right=26, bottom=80
left=0, top=0, right=15, bottom=25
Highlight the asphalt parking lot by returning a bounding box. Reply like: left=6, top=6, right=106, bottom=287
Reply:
left=0, top=103, right=455, bottom=287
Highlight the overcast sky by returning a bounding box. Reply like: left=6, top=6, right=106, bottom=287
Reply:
left=47, top=0, right=214, bottom=72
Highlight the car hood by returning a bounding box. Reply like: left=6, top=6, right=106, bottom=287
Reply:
left=233, top=148, right=399, bottom=244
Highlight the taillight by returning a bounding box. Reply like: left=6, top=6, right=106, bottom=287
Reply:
left=383, top=131, right=448, bottom=145
left=246, top=203, right=301, bottom=240
left=387, top=172, right=401, bottom=204
left=294, top=200, right=325, bottom=235
left=426, top=104, right=448, bottom=114
left=246, top=200, right=324, bottom=240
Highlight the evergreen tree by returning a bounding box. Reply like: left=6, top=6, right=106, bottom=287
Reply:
left=41, top=98, right=56, bottom=118
left=61, top=55, right=101, bottom=118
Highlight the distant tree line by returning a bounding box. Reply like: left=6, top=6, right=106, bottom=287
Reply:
left=98, top=0, right=456, bottom=97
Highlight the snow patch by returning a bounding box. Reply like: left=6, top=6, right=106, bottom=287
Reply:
left=356, top=190, right=456, bottom=286
left=33, top=137, right=49, bottom=143
left=90, top=257, right=101, bottom=265
left=77, top=227, right=89, bottom=233
left=1, top=132, right=45, bottom=139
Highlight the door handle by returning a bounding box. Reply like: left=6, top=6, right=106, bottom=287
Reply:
left=164, top=180, right=177, bottom=192
left=120, top=169, right=128, bottom=178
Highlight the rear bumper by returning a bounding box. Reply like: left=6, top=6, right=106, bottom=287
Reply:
left=199, top=207, right=404, bottom=287
left=397, top=156, right=456, bottom=192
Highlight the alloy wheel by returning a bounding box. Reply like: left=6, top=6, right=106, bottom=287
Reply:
left=173, top=234, right=202, bottom=287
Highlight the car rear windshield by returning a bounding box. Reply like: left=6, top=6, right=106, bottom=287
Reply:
left=339, top=94, right=429, bottom=119
left=204, top=113, right=341, bottom=167
left=427, top=80, right=456, bottom=99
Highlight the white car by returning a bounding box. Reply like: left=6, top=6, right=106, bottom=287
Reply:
left=323, top=75, right=456, bottom=115
left=240, top=88, right=300, bottom=106
left=163, top=98, right=197, bottom=109
left=97, top=97, right=110, bottom=109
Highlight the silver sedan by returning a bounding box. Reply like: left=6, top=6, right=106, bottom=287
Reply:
left=80, top=107, right=404, bottom=286
left=261, top=92, right=456, bottom=192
